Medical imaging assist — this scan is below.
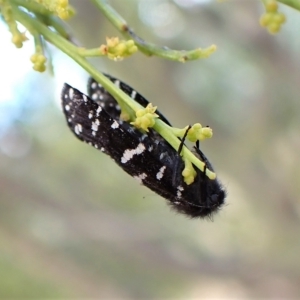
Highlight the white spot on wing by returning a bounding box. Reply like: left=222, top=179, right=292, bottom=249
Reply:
left=96, top=106, right=102, bottom=116
left=65, top=104, right=70, bottom=111
left=133, top=173, right=147, bottom=184
left=91, top=82, right=97, bottom=89
left=156, top=166, right=166, bottom=180
left=91, top=120, right=99, bottom=132
left=69, top=88, right=74, bottom=99
left=91, top=124, right=98, bottom=131
left=131, top=90, right=137, bottom=99
left=111, top=120, right=119, bottom=129
left=176, top=186, right=184, bottom=199
left=121, top=149, right=135, bottom=163
left=121, top=143, right=146, bottom=164
left=74, top=123, right=82, bottom=135
left=136, top=143, right=146, bottom=154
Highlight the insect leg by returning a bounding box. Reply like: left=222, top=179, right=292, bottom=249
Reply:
left=172, top=125, right=192, bottom=186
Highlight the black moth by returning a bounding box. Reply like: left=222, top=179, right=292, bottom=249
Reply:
left=61, top=74, right=226, bottom=218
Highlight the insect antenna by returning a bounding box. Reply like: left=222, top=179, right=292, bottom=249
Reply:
left=172, top=125, right=191, bottom=186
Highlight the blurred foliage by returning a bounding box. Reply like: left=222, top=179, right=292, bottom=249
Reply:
left=0, top=0, right=300, bottom=298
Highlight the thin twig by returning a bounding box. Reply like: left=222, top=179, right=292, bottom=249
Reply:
left=90, top=0, right=216, bottom=62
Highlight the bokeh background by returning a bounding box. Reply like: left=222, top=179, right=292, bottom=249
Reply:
left=1, top=0, right=300, bottom=298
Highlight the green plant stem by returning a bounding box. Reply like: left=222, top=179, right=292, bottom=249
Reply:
left=277, top=0, right=300, bottom=11
left=11, top=4, right=216, bottom=180
left=11, top=5, right=141, bottom=110
left=12, top=0, right=52, bottom=15
left=43, top=15, right=72, bottom=39
left=78, top=48, right=105, bottom=57
left=90, top=0, right=216, bottom=62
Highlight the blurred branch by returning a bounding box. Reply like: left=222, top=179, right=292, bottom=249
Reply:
left=277, top=0, right=300, bottom=11
left=90, top=0, right=216, bottom=62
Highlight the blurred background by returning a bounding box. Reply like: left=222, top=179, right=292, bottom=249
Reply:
left=1, top=0, right=300, bottom=298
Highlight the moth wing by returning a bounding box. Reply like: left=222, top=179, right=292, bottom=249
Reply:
left=62, top=83, right=183, bottom=199
left=62, top=83, right=226, bottom=218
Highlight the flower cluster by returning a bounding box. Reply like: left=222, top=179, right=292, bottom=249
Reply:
left=260, top=0, right=286, bottom=34
left=100, top=37, right=138, bottom=61
left=30, top=53, right=47, bottom=72
left=131, top=103, right=159, bottom=132
left=35, top=0, right=74, bottom=19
